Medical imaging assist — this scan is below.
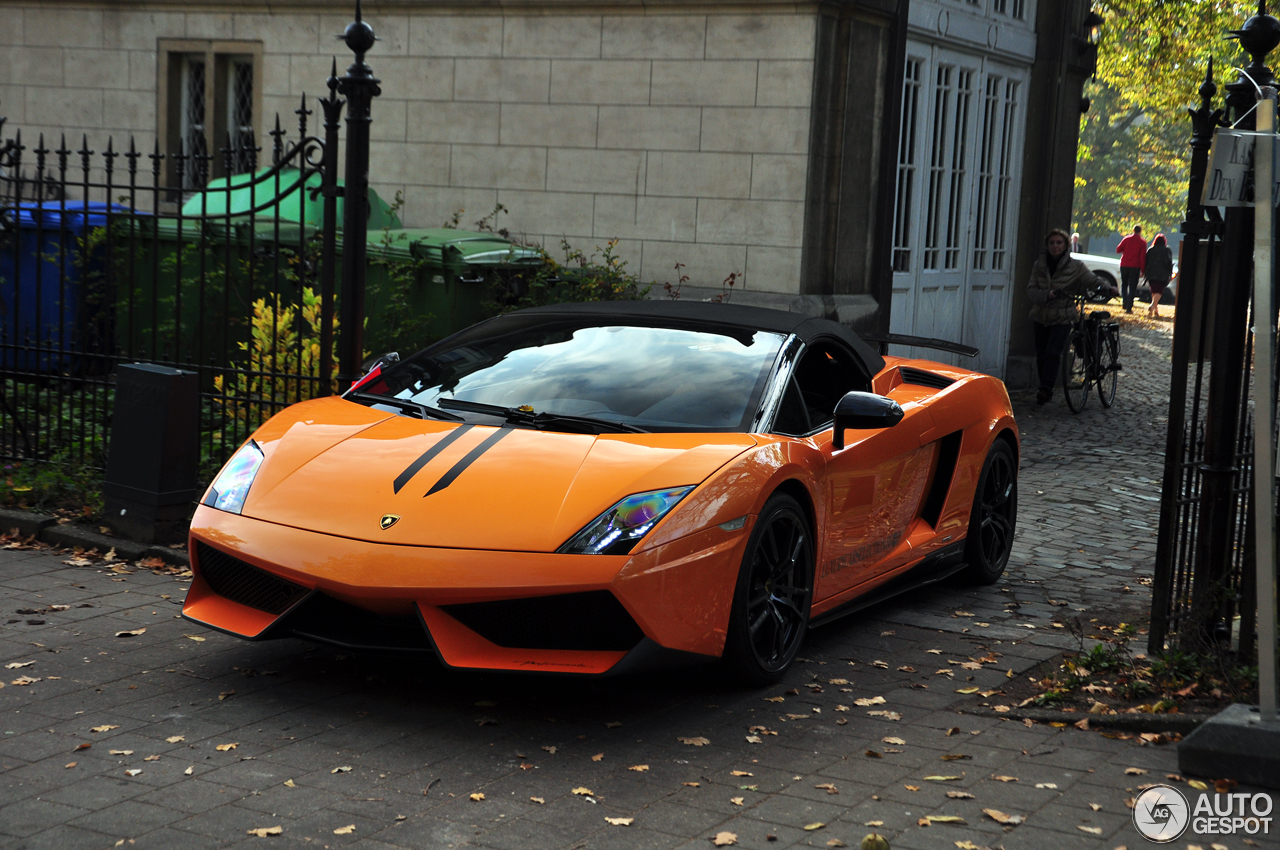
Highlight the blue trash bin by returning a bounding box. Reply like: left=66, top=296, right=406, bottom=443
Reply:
left=0, top=201, right=132, bottom=373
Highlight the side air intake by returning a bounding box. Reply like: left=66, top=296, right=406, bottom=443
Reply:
left=900, top=367, right=955, bottom=390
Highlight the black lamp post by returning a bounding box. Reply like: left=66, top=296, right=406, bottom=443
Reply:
left=336, top=0, right=381, bottom=390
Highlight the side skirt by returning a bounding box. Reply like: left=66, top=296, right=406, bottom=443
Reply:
left=808, top=540, right=968, bottom=629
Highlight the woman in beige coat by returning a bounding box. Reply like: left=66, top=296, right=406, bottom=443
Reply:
left=1026, top=229, right=1116, bottom=405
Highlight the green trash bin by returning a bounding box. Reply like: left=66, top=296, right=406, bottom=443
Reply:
left=359, top=229, right=544, bottom=354
left=111, top=168, right=399, bottom=362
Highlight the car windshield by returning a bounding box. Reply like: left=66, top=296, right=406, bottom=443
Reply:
left=364, top=315, right=787, bottom=432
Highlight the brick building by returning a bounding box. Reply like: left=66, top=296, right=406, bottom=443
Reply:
left=0, top=0, right=1095, bottom=383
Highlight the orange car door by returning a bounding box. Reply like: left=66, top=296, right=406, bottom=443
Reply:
left=814, top=397, right=936, bottom=598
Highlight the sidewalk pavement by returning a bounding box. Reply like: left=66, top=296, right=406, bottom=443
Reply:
left=1, top=311, right=1271, bottom=850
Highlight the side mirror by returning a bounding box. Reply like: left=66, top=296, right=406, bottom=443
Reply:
left=831, top=391, right=904, bottom=450
left=360, top=351, right=400, bottom=374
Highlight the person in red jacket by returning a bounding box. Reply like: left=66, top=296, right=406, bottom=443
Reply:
left=1116, top=225, right=1147, bottom=313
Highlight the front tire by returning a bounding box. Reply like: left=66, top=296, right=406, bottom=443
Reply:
left=961, top=440, right=1018, bottom=585
left=723, top=493, right=814, bottom=685
left=1097, top=326, right=1118, bottom=408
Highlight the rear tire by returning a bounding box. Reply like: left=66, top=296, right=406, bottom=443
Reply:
left=961, top=440, right=1017, bottom=585
left=722, top=493, right=814, bottom=686
left=1060, top=330, right=1090, bottom=413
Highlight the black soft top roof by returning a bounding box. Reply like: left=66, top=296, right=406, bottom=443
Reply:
left=518, top=301, right=886, bottom=377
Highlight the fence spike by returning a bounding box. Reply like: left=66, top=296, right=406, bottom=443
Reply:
left=296, top=92, right=312, bottom=138
left=271, top=114, right=285, bottom=166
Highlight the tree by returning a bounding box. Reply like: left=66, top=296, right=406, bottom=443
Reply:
left=1074, top=1, right=1256, bottom=243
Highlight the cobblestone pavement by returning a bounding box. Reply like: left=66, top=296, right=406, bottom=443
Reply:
left=1, top=310, right=1271, bottom=850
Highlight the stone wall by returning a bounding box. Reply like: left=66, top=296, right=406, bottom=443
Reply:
left=0, top=3, right=819, bottom=294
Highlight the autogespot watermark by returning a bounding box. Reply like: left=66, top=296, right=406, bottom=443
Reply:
left=1133, top=784, right=1274, bottom=843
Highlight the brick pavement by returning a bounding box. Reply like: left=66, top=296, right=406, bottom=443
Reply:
left=1, top=311, right=1273, bottom=850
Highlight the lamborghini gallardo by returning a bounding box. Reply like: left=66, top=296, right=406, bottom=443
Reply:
left=183, top=301, right=1018, bottom=683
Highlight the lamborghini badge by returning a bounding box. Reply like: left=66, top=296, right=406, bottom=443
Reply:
left=380, top=514, right=400, bottom=530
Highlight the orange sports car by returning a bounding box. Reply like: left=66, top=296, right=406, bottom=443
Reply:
left=183, top=302, right=1018, bottom=683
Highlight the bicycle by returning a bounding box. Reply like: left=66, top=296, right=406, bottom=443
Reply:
left=1059, top=295, right=1121, bottom=413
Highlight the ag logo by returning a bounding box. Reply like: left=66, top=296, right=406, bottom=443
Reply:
left=379, top=514, right=401, bottom=530
left=1133, top=784, right=1190, bottom=842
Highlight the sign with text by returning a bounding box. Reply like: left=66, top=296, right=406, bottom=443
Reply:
left=1203, top=127, right=1280, bottom=207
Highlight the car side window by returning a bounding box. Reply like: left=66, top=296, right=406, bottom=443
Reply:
left=772, top=377, right=810, bottom=436
left=791, top=342, right=863, bottom=431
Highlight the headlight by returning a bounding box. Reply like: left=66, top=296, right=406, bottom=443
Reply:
left=202, top=441, right=264, bottom=514
left=558, top=487, right=694, bottom=556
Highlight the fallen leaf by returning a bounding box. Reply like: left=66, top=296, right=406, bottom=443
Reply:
left=940, top=754, right=972, bottom=761
left=947, top=791, right=976, bottom=799
left=867, top=710, right=901, bottom=721
left=629, top=764, right=649, bottom=772
left=927, top=815, right=967, bottom=824
left=115, top=628, right=146, bottom=637
left=9, top=676, right=39, bottom=686
left=946, top=727, right=961, bottom=736
left=955, top=686, right=980, bottom=694
left=90, top=725, right=118, bottom=733
left=882, top=736, right=906, bottom=745
left=873, top=660, right=888, bottom=668
left=745, top=735, right=762, bottom=744
left=804, top=822, right=825, bottom=830
left=1089, top=803, right=1101, bottom=811
left=218, top=691, right=235, bottom=701
left=605, top=817, right=633, bottom=826
left=333, top=825, right=355, bottom=835
left=166, top=736, right=184, bottom=744
left=331, top=765, right=352, bottom=774
left=765, top=696, right=785, bottom=703
left=109, top=749, right=133, bottom=756
left=865, top=820, right=884, bottom=827
left=1214, top=778, right=1238, bottom=794
left=1124, top=767, right=1147, bottom=775
left=854, top=696, right=886, bottom=706
left=4, top=661, right=34, bottom=669
left=475, top=716, right=497, bottom=727
left=898, top=666, right=916, bottom=672
left=924, top=775, right=963, bottom=781
left=469, top=793, right=485, bottom=802
left=954, top=842, right=989, bottom=850
left=1034, top=782, right=1058, bottom=789
left=144, top=755, right=160, bottom=762
left=530, top=796, right=545, bottom=804
left=125, top=769, right=142, bottom=777
left=904, top=784, right=920, bottom=791
left=246, top=826, right=283, bottom=837
left=1077, top=826, right=1102, bottom=835
left=679, top=736, right=710, bottom=746
left=983, top=808, right=1024, bottom=825
left=1188, top=779, right=1209, bottom=790
left=65, top=761, right=77, bottom=768
left=730, top=796, right=744, bottom=806
left=712, top=832, right=737, bottom=846
left=183, top=635, right=206, bottom=642
left=826, top=840, right=847, bottom=848
left=828, top=678, right=849, bottom=685
left=927, top=649, right=943, bottom=654
left=865, top=750, right=882, bottom=759
left=605, top=721, right=623, bottom=728
left=542, top=745, right=557, bottom=754
left=183, top=766, right=193, bottom=775
left=730, top=770, right=754, bottom=777
left=815, top=783, right=838, bottom=794
left=683, top=781, right=701, bottom=787
left=284, top=779, right=296, bottom=788
left=993, top=775, right=1017, bottom=782
left=215, top=743, right=238, bottom=752
left=572, top=787, right=594, bottom=796
left=591, top=753, right=603, bottom=762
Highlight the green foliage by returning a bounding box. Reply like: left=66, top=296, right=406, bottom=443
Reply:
left=1073, top=1, right=1256, bottom=243
left=491, top=238, right=651, bottom=312
left=0, top=379, right=109, bottom=516
left=365, top=193, right=438, bottom=357
left=0, top=454, right=104, bottom=517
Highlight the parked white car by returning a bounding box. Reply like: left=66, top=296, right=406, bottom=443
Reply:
left=1073, top=250, right=1177, bottom=306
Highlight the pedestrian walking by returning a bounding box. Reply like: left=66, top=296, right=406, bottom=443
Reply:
left=1070, top=231, right=1082, bottom=253
left=1144, top=233, right=1174, bottom=318
left=1116, top=225, right=1147, bottom=313
left=1027, top=228, right=1117, bottom=405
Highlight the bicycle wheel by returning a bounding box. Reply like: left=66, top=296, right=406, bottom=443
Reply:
left=1060, top=329, right=1090, bottom=413
left=1097, top=325, right=1118, bottom=407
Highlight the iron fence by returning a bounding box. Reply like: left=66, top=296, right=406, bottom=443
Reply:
left=0, top=87, right=342, bottom=479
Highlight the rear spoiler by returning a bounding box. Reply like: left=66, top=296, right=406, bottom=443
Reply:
left=862, top=333, right=980, bottom=359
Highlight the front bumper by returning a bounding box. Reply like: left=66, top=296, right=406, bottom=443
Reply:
left=182, top=506, right=750, bottom=675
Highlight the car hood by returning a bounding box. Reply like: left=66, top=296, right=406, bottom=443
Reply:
left=238, top=397, right=758, bottom=552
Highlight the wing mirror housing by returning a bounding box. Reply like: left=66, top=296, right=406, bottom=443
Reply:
left=831, top=391, right=904, bottom=450
left=361, top=351, right=400, bottom=373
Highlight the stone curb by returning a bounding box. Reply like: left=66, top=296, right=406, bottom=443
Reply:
left=0, top=507, right=190, bottom=568
left=962, top=705, right=1204, bottom=734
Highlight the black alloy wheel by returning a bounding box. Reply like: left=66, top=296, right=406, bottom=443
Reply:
left=961, top=440, right=1018, bottom=585
left=723, top=493, right=814, bottom=685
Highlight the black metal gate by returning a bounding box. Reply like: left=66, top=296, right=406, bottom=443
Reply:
left=0, top=6, right=380, bottom=480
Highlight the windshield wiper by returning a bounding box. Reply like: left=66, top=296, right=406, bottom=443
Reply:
left=348, top=391, right=463, bottom=422
left=437, top=398, right=648, bottom=434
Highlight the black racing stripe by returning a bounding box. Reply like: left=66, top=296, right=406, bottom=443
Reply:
left=393, top=425, right=474, bottom=494
left=424, top=426, right=513, bottom=497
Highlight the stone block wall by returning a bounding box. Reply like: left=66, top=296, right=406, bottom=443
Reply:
left=0, top=3, right=819, bottom=294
